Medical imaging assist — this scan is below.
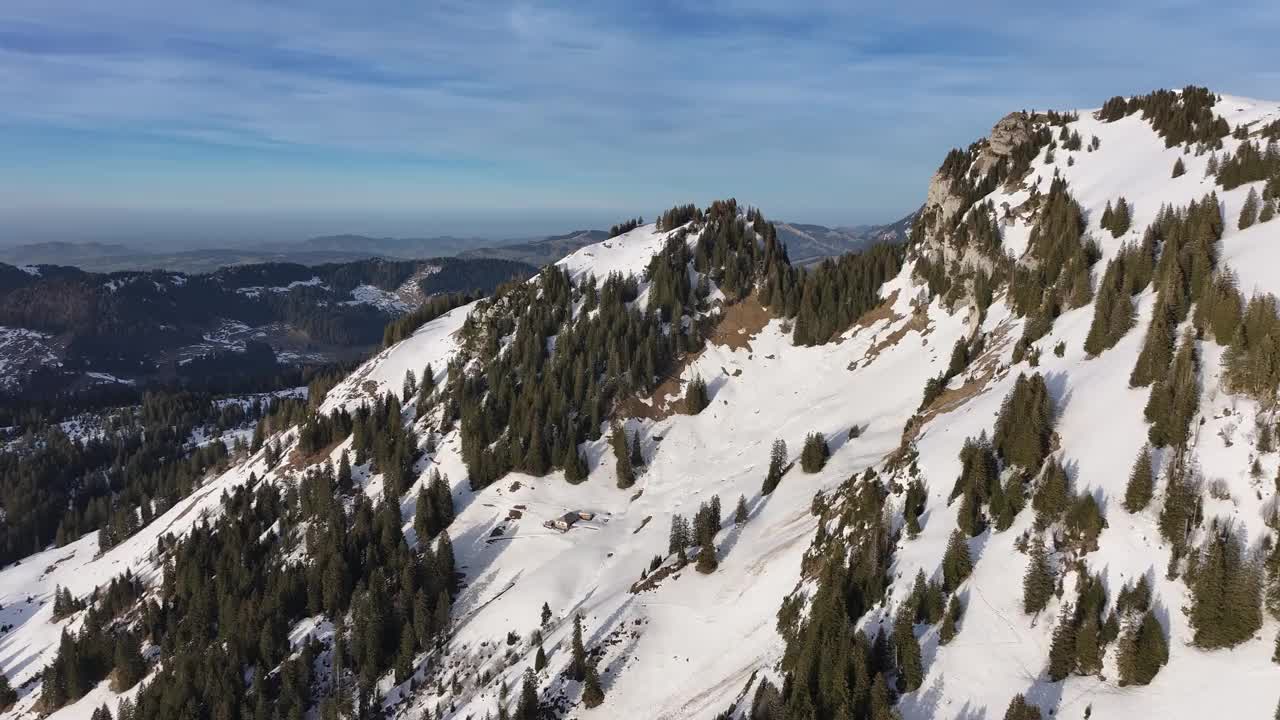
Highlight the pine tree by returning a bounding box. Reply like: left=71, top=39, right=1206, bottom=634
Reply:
left=1172, top=157, right=1186, bottom=177
left=1261, top=199, right=1277, bottom=223
left=337, top=450, right=353, bottom=490
left=1123, top=445, right=1155, bottom=513
left=581, top=664, right=605, bottom=708
left=1188, top=525, right=1263, bottom=648
left=1023, top=538, right=1055, bottom=615
left=610, top=423, right=635, bottom=489
left=1117, top=611, right=1168, bottom=685
left=939, top=595, right=962, bottom=645
left=685, top=375, right=709, bottom=414
left=630, top=430, right=644, bottom=468
left=800, top=432, right=829, bottom=473
left=734, top=495, right=748, bottom=525
left=696, top=538, right=718, bottom=574
left=563, top=443, right=589, bottom=484
left=761, top=439, right=787, bottom=495
left=516, top=667, right=539, bottom=720
left=894, top=613, right=924, bottom=692
left=1240, top=187, right=1261, bottom=230
left=942, top=530, right=973, bottom=592
left=1003, top=695, right=1042, bottom=720
left=1074, top=614, right=1102, bottom=675
left=1111, top=197, right=1132, bottom=237
left=541, top=601, right=552, bottom=627
left=1032, top=459, right=1070, bottom=528
left=0, top=672, right=15, bottom=711
left=1047, top=604, right=1077, bottom=680
left=535, top=643, right=547, bottom=671
left=570, top=615, right=587, bottom=681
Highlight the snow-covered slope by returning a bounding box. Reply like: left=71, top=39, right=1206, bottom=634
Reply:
left=4, top=89, right=1280, bottom=720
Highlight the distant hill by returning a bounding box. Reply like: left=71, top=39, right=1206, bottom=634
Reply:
left=458, top=229, right=611, bottom=266
left=0, top=255, right=533, bottom=399
left=775, top=211, right=915, bottom=265
left=0, top=215, right=913, bottom=275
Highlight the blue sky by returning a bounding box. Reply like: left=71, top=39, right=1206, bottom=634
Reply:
left=1, top=0, right=1277, bottom=245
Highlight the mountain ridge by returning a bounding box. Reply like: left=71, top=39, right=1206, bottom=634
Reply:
left=3, top=87, right=1280, bottom=720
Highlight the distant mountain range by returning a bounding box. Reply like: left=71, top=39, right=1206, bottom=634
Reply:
left=0, top=256, right=532, bottom=399
left=0, top=214, right=913, bottom=274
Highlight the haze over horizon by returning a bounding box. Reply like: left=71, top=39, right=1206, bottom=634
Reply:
left=2, top=0, right=1277, bottom=246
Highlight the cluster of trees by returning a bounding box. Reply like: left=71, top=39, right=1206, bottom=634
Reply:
left=349, top=393, right=421, bottom=497
left=40, top=572, right=147, bottom=709
left=0, top=389, right=291, bottom=565
left=57, top=461, right=460, bottom=720
left=414, top=469, right=455, bottom=541
left=1100, top=197, right=1132, bottom=237
left=994, top=373, right=1055, bottom=470
left=800, top=432, right=829, bottom=473
left=1082, top=239, right=1154, bottom=356
left=1213, top=139, right=1280, bottom=191
left=1128, top=193, right=1221, bottom=387
left=608, top=217, right=644, bottom=237
left=667, top=495, right=723, bottom=571
left=685, top=375, right=710, bottom=414
left=769, top=477, right=901, bottom=719
left=949, top=433, right=1017, bottom=536
left=769, top=242, right=904, bottom=347
left=657, top=204, right=702, bottom=231
left=761, top=439, right=788, bottom=495
left=1097, top=87, right=1229, bottom=147
left=1009, top=177, right=1098, bottom=354
left=1186, top=521, right=1264, bottom=649
left=609, top=422, right=642, bottom=489
left=452, top=263, right=678, bottom=489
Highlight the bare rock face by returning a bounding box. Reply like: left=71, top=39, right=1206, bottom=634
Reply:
left=924, top=171, right=966, bottom=228
left=988, top=111, right=1034, bottom=157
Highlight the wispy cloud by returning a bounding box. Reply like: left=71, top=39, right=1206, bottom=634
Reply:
left=0, top=0, right=1277, bottom=240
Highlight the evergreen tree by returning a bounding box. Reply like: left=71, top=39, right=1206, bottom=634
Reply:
left=535, top=643, right=547, bottom=671
left=570, top=615, right=587, bottom=681
left=541, top=602, right=552, bottom=627
left=1117, top=611, right=1168, bottom=685
left=894, top=613, right=924, bottom=692
left=610, top=423, right=635, bottom=489
left=1047, top=604, right=1077, bottom=680
left=1003, top=695, right=1042, bottom=720
left=1111, top=197, right=1132, bottom=237
left=582, top=664, right=605, bottom=708
left=1145, top=330, right=1200, bottom=447
left=799, top=432, right=829, bottom=473
left=993, top=373, right=1054, bottom=470
left=1123, top=444, right=1155, bottom=513
left=939, top=595, right=962, bottom=645
left=1023, top=538, right=1055, bottom=616
left=0, top=672, right=15, bottom=711
left=1074, top=614, right=1102, bottom=675
left=734, top=495, right=748, bottom=525
left=942, top=530, right=974, bottom=592
left=1188, top=525, right=1263, bottom=648
left=630, top=430, right=644, bottom=467
left=337, top=450, right=353, bottom=491
left=1240, top=187, right=1261, bottom=230
left=1032, top=459, right=1070, bottom=528
left=563, top=443, right=589, bottom=484
left=696, top=537, right=718, bottom=574
left=685, top=375, right=710, bottom=415
left=1261, top=199, right=1277, bottom=223
left=516, top=667, right=539, bottom=720
left=761, top=439, right=787, bottom=495
left=1171, top=157, right=1186, bottom=177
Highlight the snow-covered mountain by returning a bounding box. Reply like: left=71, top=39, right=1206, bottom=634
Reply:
left=3, top=87, right=1280, bottom=720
